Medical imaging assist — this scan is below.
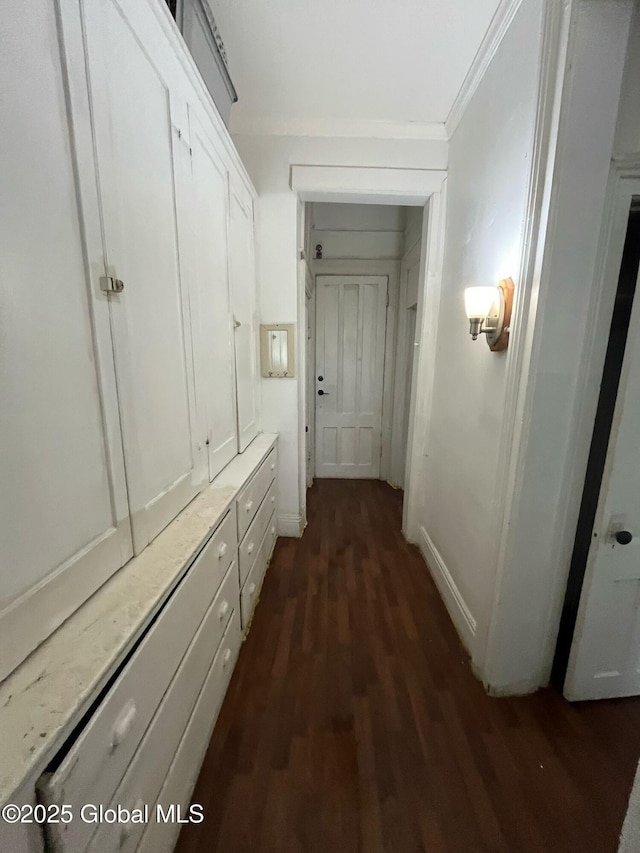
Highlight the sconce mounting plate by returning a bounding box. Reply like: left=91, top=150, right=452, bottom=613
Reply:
left=487, top=277, right=514, bottom=352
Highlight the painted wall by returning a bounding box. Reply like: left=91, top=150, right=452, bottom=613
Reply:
left=416, top=0, right=545, bottom=660
left=311, top=203, right=406, bottom=260
left=482, top=0, right=634, bottom=692
left=235, top=133, right=447, bottom=534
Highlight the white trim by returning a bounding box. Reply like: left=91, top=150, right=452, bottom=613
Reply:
left=418, top=525, right=477, bottom=650
left=445, top=0, right=524, bottom=138
left=230, top=116, right=448, bottom=141
left=277, top=513, right=305, bottom=537
left=290, top=165, right=447, bottom=206
left=477, top=0, right=575, bottom=680
left=403, top=183, right=447, bottom=539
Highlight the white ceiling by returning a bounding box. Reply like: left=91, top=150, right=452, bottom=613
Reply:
left=209, top=0, right=502, bottom=134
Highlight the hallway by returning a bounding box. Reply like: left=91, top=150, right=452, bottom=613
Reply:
left=176, top=480, right=640, bottom=853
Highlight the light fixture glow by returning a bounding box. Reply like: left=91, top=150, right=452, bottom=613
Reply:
left=464, top=286, right=499, bottom=319
left=463, top=279, right=515, bottom=351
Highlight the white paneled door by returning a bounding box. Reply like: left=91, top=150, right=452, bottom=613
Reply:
left=315, top=276, right=388, bottom=478
left=82, top=0, right=206, bottom=552
left=565, top=218, right=640, bottom=700
left=229, top=181, right=259, bottom=451
left=188, top=109, right=238, bottom=480
left=0, top=1, right=132, bottom=681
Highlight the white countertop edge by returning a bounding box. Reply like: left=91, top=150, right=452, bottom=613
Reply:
left=0, top=433, right=277, bottom=804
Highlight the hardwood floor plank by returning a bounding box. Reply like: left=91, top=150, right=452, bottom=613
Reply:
left=176, top=480, right=640, bottom=853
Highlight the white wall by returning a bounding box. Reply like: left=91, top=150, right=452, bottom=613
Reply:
left=416, top=0, right=545, bottom=660
left=482, top=0, right=634, bottom=693
left=235, top=134, right=447, bottom=534
left=311, top=203, right=406, bottom=259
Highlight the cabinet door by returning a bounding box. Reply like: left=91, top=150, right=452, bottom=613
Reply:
left=229, top=180, right=259, bottom=451
left=82, top=0, right=207, bottom=551
left=0, top=2, right=132, bottom=680
left=188, top=110, right=238, bottom=479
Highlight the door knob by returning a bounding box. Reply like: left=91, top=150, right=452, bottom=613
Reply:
left=615, top=530, right=633, bottom=545
left=318, top=389, right=330, bottom=396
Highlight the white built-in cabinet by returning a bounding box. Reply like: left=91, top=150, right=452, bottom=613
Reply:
left=0, top=0, right=260, bottom=683
left=229, top=182, right=260, bottom=450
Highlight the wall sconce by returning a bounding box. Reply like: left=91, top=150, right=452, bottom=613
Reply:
left=464, top=277, right=514, bottom=351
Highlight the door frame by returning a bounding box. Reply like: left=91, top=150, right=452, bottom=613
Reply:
left=304, top=265, right=315, bottom=490
left=552, top=163, right=640, bottom=691
left=291, top=164, right=448, bottom=540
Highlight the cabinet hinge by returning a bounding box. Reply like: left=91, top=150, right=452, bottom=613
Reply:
left=100, top=275, right=124, bottom=293
left=386, top=293, right=390, bottom=308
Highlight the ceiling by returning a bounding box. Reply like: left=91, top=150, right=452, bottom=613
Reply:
left=209, top=0, right=502, bottom=135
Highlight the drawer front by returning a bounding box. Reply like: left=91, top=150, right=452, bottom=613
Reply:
left=241, top=510, right=276, bottom=630
left=137, top=609, right=242, bottom=853
left=239, top=478, right=277, bottom=586
left=85, top=566, right=239, bottom=853
left=236, top=446, right=277, bottom=540
left=38, top=509, right=238, bottom=853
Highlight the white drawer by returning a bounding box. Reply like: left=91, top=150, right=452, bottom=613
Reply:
left=37, top=508, right=237, bottom=853
left=241, top=510, right=277, bottom=630
left=236, top=446, right=277, bottom=541
left=85, top=564, right=239, bottom=853
left=239, top=478, right=277, bottom=586
left=137, top=609, right=242, bottom=853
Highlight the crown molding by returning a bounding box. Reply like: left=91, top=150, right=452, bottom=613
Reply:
left=445, top=0, right=524, bottom=139
left=230, top=115, right=448, bottom=141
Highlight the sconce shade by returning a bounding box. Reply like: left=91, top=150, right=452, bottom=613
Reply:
left=464, top=286, right=498, bottom=319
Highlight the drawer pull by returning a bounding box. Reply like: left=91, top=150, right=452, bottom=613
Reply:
left=271, top=463, right=275, bottom=471
left=271, top=495, right=276, bottom=503
left=222, top=648, right=232, bottom=669
left=217, top=542, right=228, bottom=559
left=218, top=600, right=230, bottom=621
left=247, top=542, right=255, bottom=555
left=245, top=499, right=254, bottom=513
left=110, top=700, right=137, bottom=752
left=248, top=582, right=256, bottom=596
left=271, top=525, right=276, bottom=535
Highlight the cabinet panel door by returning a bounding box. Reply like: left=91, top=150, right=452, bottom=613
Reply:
left=188, top=110, right=238, bottom=479
left=229, top=181, right=259, bottom=451
left=0, top=2, right=132, bottom=680
left=82, top=0, right=206, bottom=551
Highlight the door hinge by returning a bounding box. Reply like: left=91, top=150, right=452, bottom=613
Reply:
left=100, top=275, right=124, bottom=293
left=386, top=293, right=389, bottom=308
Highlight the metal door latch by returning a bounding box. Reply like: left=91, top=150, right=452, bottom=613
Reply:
left=100, top=275, right=124, bottom=293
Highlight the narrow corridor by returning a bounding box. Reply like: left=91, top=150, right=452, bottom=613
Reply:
left=177, top=480, right=640, bottom=853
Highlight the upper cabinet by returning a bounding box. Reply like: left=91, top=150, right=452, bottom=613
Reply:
left=0, top=2, right=133, bottom=681
left=187, top=108, right=238, bottom=479
left=0, top=0, right=260, bottom=680
left=81, top=0, right=207, bottom=552
left=229, top=181, right=260, bottom=451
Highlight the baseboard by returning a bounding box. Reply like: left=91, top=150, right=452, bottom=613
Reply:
left=277, top=513, right=305, bottom=538
left=483, top=676, right=540, bottom=697
left=418, top=525, right=477, bottom=652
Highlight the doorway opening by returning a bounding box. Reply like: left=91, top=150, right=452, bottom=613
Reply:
left=302, top=202, right=423, bottom=516
left=553, top=197, right=640, bottom=697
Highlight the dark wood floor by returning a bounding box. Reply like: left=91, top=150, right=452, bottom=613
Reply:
left=177, top=479, right=640, bottom=853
